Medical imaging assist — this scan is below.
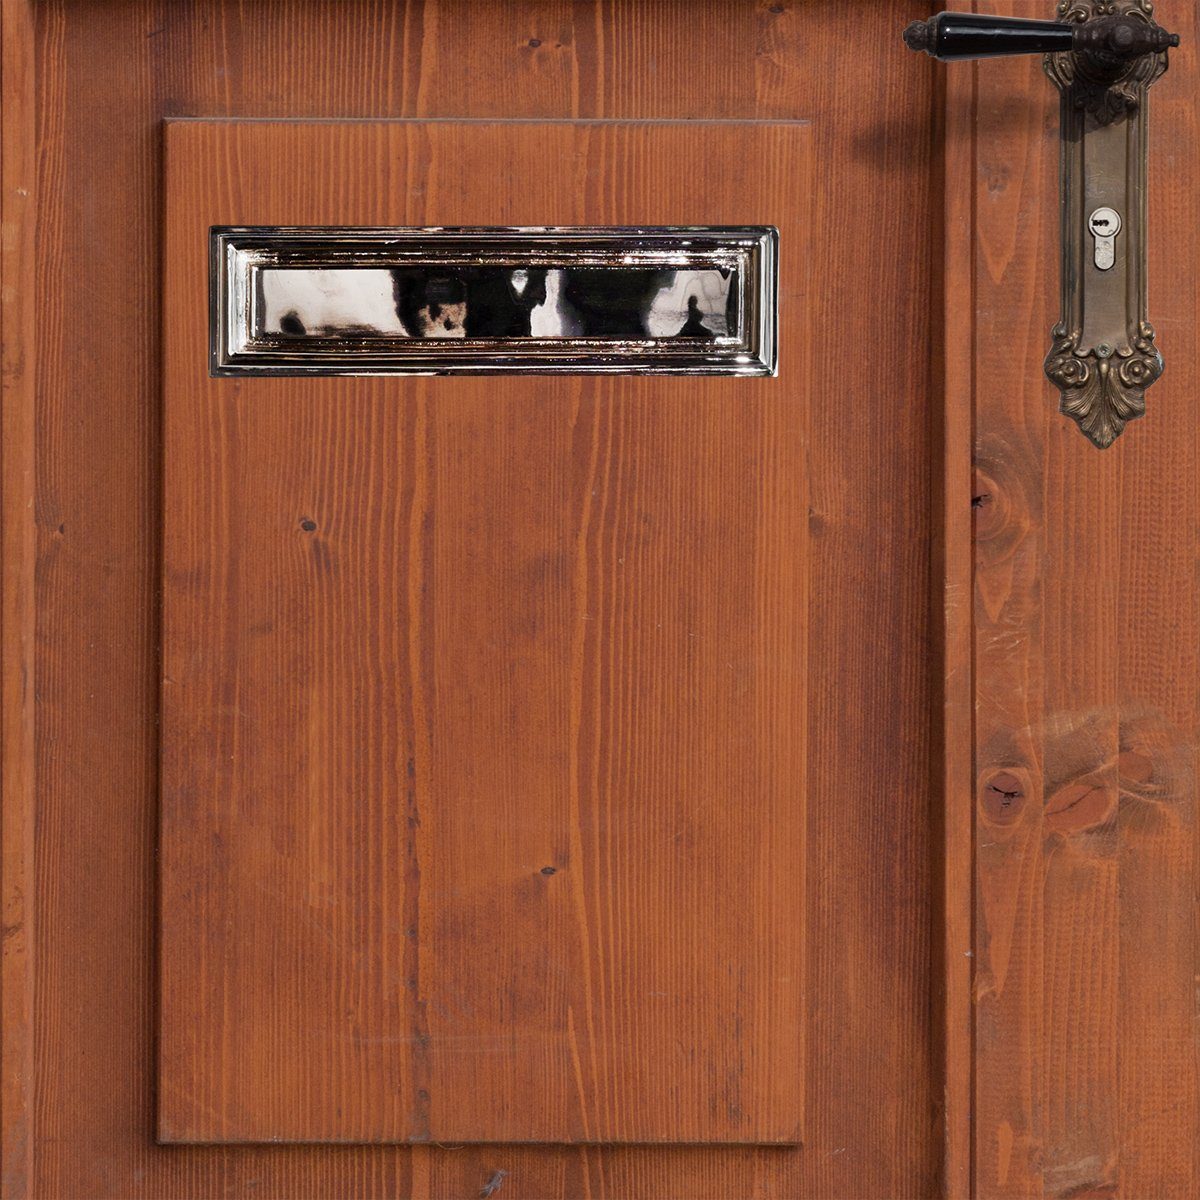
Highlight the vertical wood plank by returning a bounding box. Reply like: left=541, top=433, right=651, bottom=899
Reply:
left=973, top=22, right=1052, bottom=1196
left=1, top=4, right=37, bottom=1198
left=936, top=51, right=977, bottom=1200
left=1116, top=5, right=1198, bottom=1195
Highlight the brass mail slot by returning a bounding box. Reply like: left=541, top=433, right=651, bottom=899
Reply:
left=211, top=226, right=778, bottom=376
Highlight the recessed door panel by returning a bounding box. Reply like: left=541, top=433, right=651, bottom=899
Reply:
left=159, top=119, right=810, bottom=1145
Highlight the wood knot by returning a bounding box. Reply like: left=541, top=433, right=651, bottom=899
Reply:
left=980, top=769, right=1027, bottom=825
left=971, top=469, right=1007, bottom=540
left=1044, top=775, right=1116, bottom=835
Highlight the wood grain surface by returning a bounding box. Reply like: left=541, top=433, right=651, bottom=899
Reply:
left=1, top=3, right=37, bottom=1198
left=970, top=3, right=1200, bottom=1197
left=160, top=118, right=810, bottom=1146
left=935, top=58, right=977, bottom=1200
left=11, top=0, right=938, bottom=1195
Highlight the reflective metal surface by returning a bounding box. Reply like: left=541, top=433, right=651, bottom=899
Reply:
left=903, top=8, right=1176, bottom=64
left=212, top=227, right=778, bottom=376
left=904, top=12, right=1074, bottom=60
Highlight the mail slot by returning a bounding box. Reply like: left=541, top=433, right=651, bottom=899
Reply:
left=211, top=226, right=778, bottom=376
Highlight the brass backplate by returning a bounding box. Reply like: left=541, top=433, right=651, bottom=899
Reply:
left=1043, top=0, right=1172, bottom=448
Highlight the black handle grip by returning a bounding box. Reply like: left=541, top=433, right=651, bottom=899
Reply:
left=904, top=11, right=1179, bottom=65
left=904, top=13, right=1073, bottom=61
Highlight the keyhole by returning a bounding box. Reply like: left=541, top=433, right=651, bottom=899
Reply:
left=1088, top=207, right=1122, bottom=272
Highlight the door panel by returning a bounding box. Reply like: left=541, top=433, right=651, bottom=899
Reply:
left=160, top=118, right=809, bottom=1145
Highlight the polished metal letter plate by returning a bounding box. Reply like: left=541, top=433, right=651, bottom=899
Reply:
left=211, top=227, right=778, bottom=377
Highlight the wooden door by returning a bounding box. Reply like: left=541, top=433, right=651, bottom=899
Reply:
left=2, top=2, right=1194, bottom=1199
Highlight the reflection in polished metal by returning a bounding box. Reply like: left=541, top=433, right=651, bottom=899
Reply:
left=212, top=227, right=777, bottom=376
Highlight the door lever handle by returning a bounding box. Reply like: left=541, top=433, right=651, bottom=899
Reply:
left=904, top=11, right=1178, bottom=65
left=905, top=3, right=1181, bottom=447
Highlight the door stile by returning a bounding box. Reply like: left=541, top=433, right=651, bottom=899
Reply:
left=934, top=50, right=978, bottom=1200
left=1, top=3, right=38, bottom=1198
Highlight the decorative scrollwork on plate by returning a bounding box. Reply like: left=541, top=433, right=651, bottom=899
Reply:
left=1047, top=0, right=1169, bottom=125
left=1059, top=0, right=1127, bottom=16
left=1045, top=323, right=1162, bottom=448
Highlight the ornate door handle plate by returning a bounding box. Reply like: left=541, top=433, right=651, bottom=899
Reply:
left=905, top=3, right=1180, bottom=447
